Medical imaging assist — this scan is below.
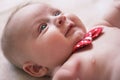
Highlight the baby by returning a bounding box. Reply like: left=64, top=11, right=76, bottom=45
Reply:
left=1, top=0, right=120, bottom=80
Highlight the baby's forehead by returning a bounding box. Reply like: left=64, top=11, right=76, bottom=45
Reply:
left=15, top=3, right=49, bottom=16
left=12, top=3, right=57, bottom=21
left=22, top=3, right=50, bottom=11
left=9, top=3, right=50, bottom=25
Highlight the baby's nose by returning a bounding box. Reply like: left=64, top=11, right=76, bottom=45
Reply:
left=56, top=15, right=66, bottom=26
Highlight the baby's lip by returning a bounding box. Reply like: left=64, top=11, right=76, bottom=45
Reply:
left=65, top=22, right=75, bottom=37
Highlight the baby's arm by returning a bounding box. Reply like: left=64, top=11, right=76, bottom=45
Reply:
left=103, top=0, right=120, bottom=27
left=52, top=55, right=80, bottom=80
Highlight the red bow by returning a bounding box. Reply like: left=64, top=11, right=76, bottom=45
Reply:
left=73, top=27, right=103, bottom=52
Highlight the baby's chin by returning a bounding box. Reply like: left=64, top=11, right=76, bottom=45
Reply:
left=72, top=30, right=85, bottom=46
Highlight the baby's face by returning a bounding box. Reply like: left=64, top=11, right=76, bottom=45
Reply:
left=13, top=3, right=86, bottom=69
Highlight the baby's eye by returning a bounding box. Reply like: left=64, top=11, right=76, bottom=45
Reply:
left=54, top=10, right=61, bottom=16
left=39, top=23, right=47, bottom=32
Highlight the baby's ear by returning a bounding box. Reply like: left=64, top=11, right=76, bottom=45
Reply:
left=23, top=62, right=48, bottom=77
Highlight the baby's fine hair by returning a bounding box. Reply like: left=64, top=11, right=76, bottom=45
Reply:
left=1, top=2, right=33, bottom=68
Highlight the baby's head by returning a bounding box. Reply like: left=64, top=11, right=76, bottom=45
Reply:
left=1, top=3, right=86, bottom=77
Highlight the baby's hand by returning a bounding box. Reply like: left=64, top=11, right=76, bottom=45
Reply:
left=102, top=0, right=120, bottom=27
left=114, top=0, right=120, bottom=9
left=114, top=0, right=120, bottom=8
left=52, top=56, right=80, bottom=80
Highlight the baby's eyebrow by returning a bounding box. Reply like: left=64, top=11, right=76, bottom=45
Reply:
left=49, top=7, right=61, bottom=13
left=38, top=18, right=49, bottom=23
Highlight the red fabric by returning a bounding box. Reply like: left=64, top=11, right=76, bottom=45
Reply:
left=73, top=27, right=103, bottom=52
